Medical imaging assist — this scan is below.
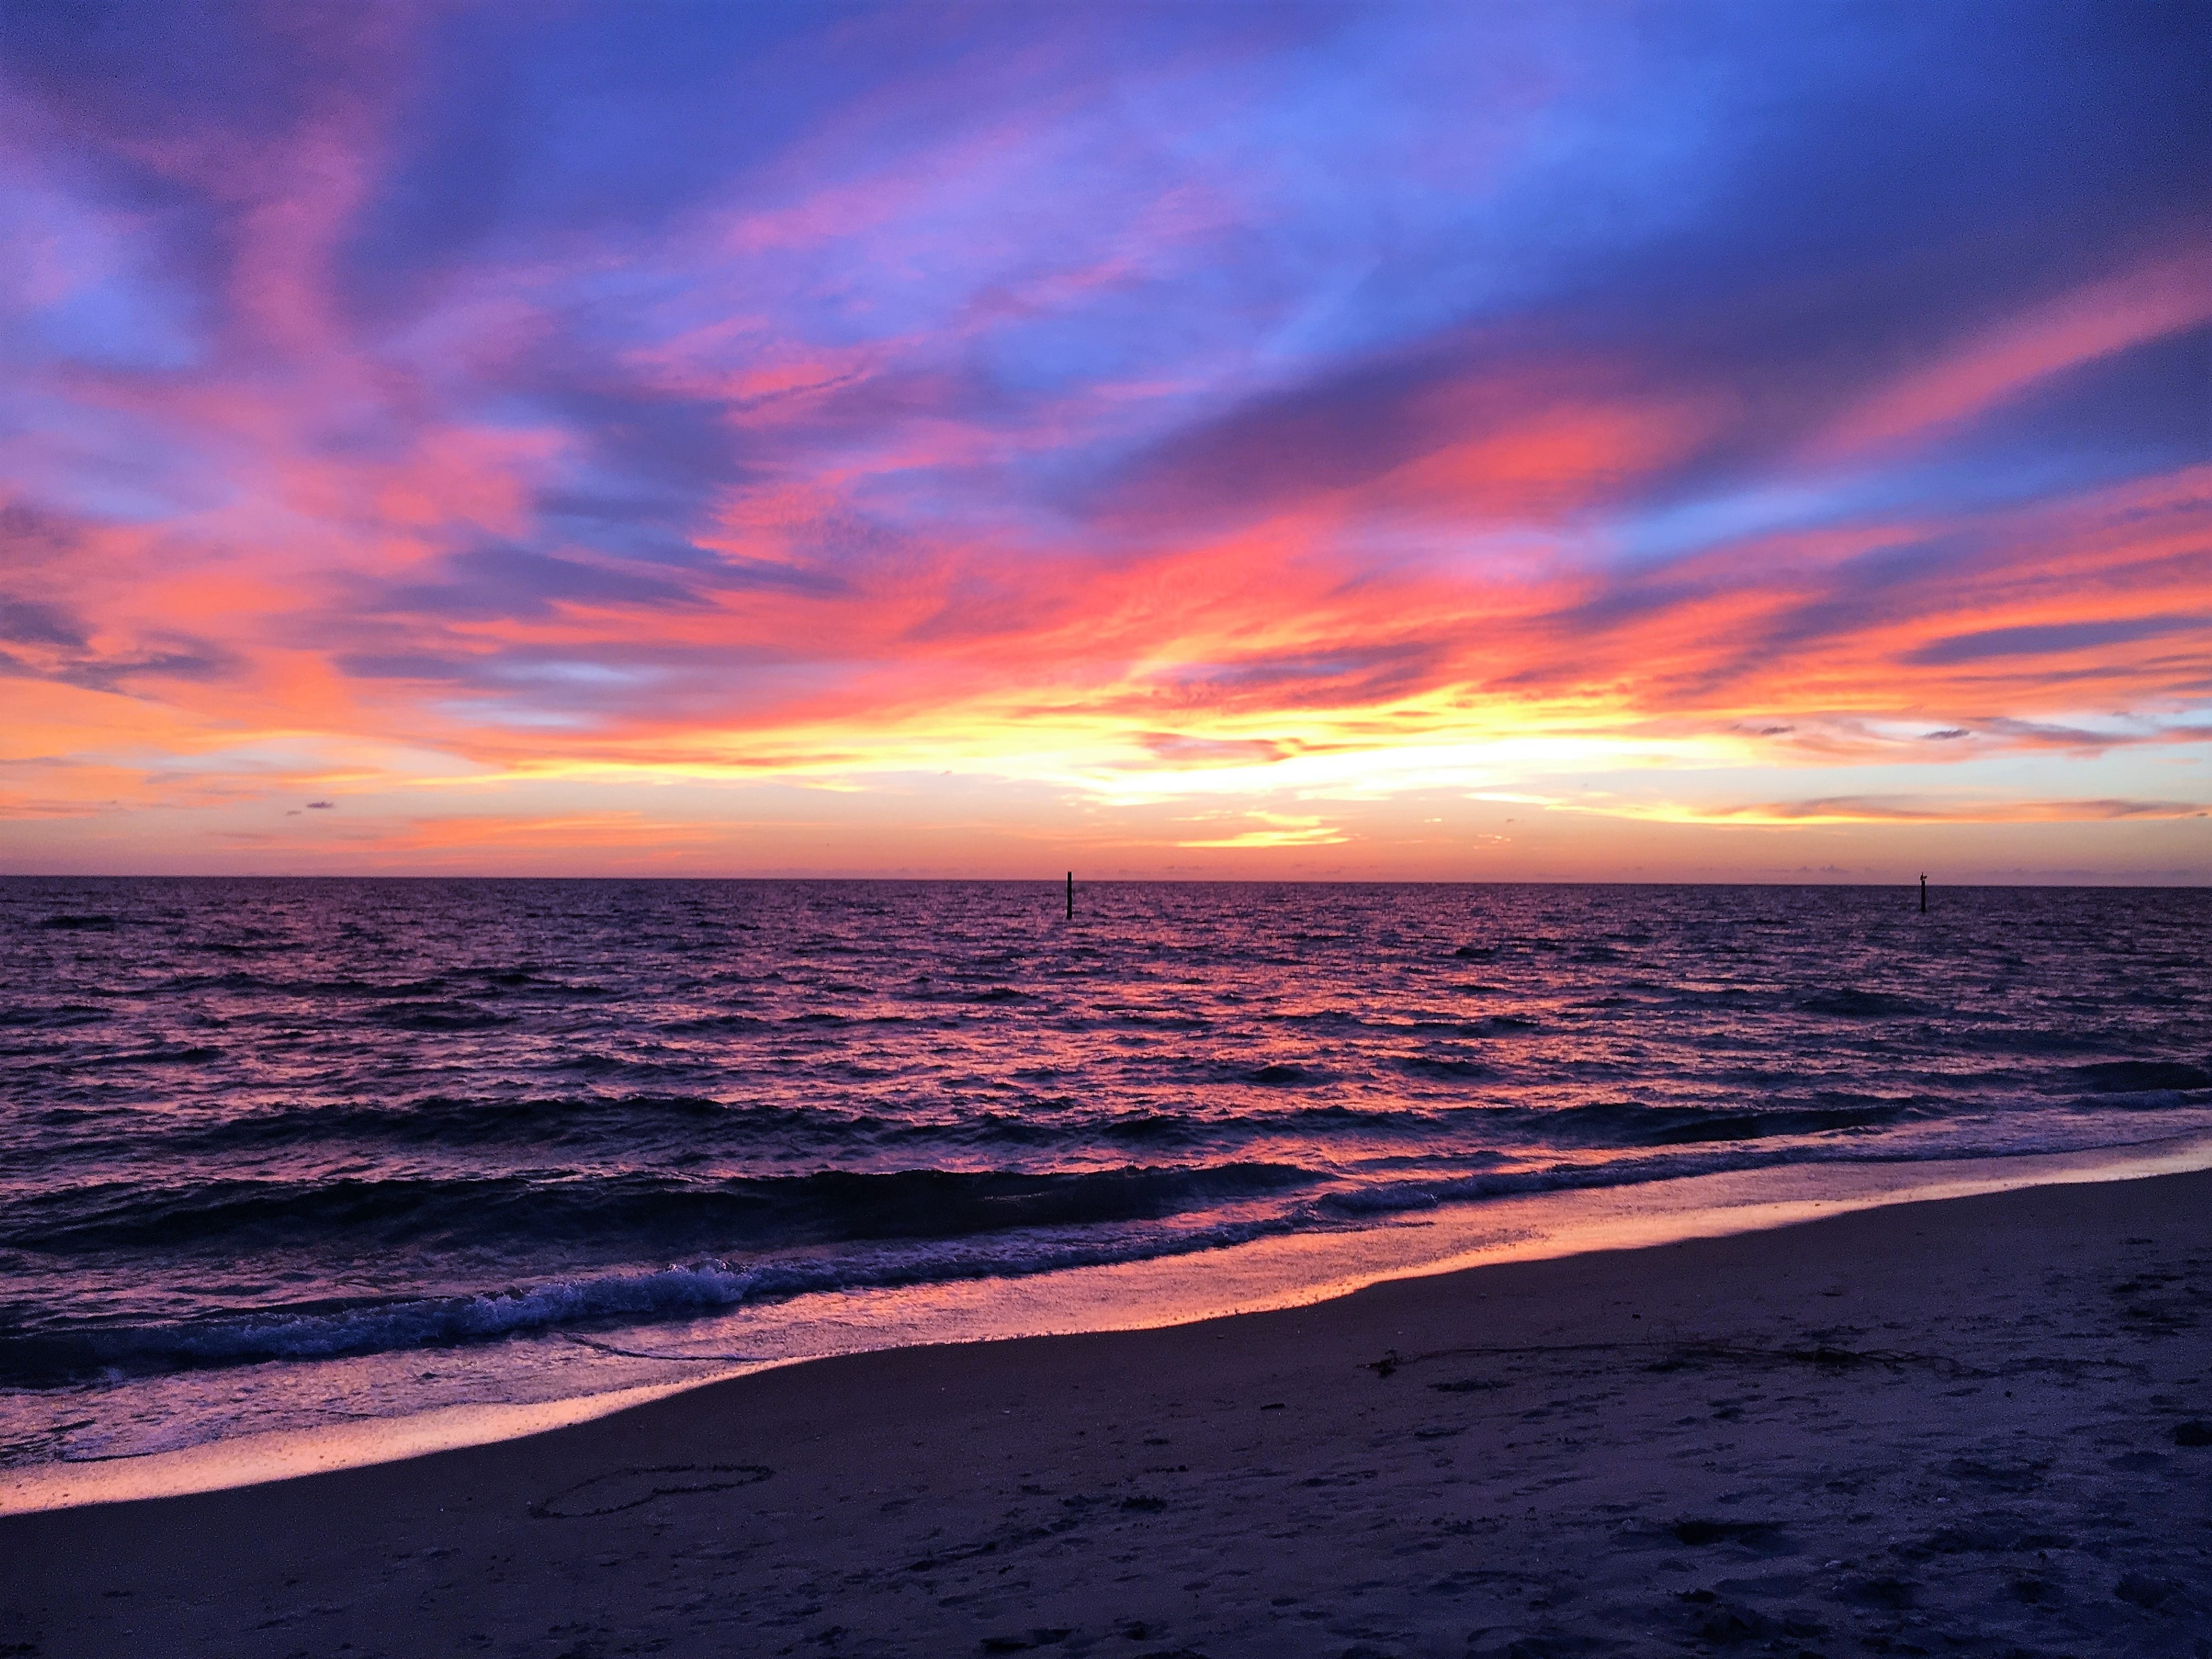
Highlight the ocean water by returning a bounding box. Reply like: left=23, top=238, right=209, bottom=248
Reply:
left=4, top=877, right=2209, bottom=1480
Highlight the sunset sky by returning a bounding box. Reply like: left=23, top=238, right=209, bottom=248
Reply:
left=1, top=1, right=2206, bottom=881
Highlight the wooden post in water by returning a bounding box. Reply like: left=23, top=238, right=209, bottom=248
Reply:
left=1920, top=873, right=1928, bottom=913
left=1066, top=872, right=1074, bottom=921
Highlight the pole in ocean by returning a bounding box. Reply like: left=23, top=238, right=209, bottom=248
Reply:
left=1920, top=873, right=1927, bottom=913
left=1066, top=871, right=1074, bottom=921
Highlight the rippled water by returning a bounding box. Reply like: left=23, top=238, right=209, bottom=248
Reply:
left=4, top=877, right=2208, bottom=1471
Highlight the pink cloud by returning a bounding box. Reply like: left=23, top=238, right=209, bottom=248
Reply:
left=1816, top=247, right=2212, bottom=459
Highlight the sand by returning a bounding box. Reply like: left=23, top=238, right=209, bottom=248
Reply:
left=2, top=1169, right=2207, bottom=1658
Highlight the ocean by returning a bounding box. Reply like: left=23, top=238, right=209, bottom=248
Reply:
left=4, top=877, right=2209, bottom=1482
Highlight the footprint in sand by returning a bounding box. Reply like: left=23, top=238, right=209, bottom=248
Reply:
left=529, top=1462, right=773, bottom=1519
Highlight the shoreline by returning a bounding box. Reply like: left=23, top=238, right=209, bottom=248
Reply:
left=4, top=1166, right=2208, bottom=1656
left=7, top=1127, right=2210, bottom=1519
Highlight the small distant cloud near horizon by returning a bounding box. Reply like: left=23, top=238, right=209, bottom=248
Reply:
left=305, top=801, right=336, bottom=810
left=1923, top=729, right=1971, bottom=741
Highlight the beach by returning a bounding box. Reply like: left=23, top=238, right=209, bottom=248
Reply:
left=4, top=1168, right=2205, bottom=1658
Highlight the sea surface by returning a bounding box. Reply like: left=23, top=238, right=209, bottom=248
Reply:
left=4, top=877, right=2210, bottom=1479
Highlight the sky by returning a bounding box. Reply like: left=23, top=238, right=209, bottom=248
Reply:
left=1, top=0, right=2207, bottom=882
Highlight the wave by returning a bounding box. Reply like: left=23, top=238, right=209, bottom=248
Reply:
left=1314, top=1148, right=1804, bottom=1215
left=0, top=1003, right=110, bottom=1029
left=0, top=1214, right=1300, bottom=1387
left=109, top=1094, right=830, bottom=1157
left=1537, top=1100, right=1919, bottom=1146
left=0, top=1162, right=1319, bottom=1257
left=1091, top=1097, right=1922, bottom=1153
left=12, top=1128, right=2135, bottom=1389
left=1243, top=1062, right=1329, bottom=1086
left=1796, top=989, right=1927, bottom=1018
left=126, top=969, right=608, bottom=1003
left=10, top=1134, right=2212, bottom=1387
left=364, top=1001, right=517, bottom=1031
left=1395, top=1055, right=1492, bottom=1080
left=1305, top=1124, right=2194, bottom=1219
left=1094, top=1102, right=1452, bottom=1148
left=2067, top=1060, right=2212, bottom=1093
left=654, top=1012, right=775, bottom=1034
left=20, top=1080, right=2148, bottom=1173
left=87, top=1043, right=222, bottom=1066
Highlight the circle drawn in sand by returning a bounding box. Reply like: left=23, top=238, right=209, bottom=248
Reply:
left=530, top=1463, right=773, bottom=1519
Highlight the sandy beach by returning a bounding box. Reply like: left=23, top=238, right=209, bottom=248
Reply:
left=3, top=1169, right=2207, bottom=1658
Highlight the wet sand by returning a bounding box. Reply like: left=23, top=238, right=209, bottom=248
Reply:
left=3, top=1169, right=2207, bottom=1658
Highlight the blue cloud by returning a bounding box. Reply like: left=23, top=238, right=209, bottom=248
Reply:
left=1908, top=617, right=2208, bottom=667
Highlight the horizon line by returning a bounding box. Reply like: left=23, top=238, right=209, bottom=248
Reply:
left=4, top=872, right=2207, bottom=890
